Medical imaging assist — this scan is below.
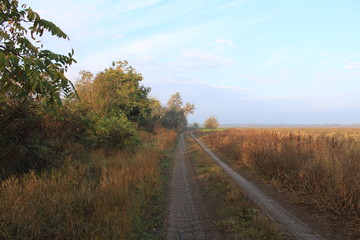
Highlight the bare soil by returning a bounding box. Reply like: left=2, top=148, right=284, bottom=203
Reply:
left=165, top=133, right=223, bottom=240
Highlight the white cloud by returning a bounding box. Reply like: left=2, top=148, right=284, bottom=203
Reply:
left=137, top=55, right=156, bottom=61
left=212, top=85, right=250, bottom=92
left=263, top=48, right=291, bottom=68
left=114, top=0, right=161, bottom=13
left=118, top=34, right=176, bottom=55
left=92, top=30, right=124, bottom=40
left=314, top=71, right=347, bottom=81
left=211, top=39, right=235, bottom=51
left=240, top=96, right=302, bottom=101
left=345, top=64, right=360, bottom=69
left=170, top=49, right=235, bottom=72
left=242, top=73, right=277, bottom=84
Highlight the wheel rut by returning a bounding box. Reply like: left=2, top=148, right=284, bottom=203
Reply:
left=190, top=131, right=332, bottom=240
left=165, top=133, right=221, bottom=240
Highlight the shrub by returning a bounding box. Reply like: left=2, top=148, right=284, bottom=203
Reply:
left=204, top=116, right=219, bottom=129
left=95, top=112, right=139, bottom=147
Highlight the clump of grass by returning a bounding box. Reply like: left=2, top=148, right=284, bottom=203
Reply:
left=186, top=134, right=290, bottom=240
left=197, top=128, right=360, bottom=237
left=0, top=128, right=177, bottom=240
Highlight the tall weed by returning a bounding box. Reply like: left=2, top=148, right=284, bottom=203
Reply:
left=0, top=129, right=177, bottom=240
left=198, top=129, right=360, bottom=222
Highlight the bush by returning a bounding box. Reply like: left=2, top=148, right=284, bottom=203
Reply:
left=204, top=116, right=219, bottom=129
left=0, top=98, right=93, bottom=177
left=95, top=112, right=139, bottom=147
left=0, top=98, right=43, bottom=176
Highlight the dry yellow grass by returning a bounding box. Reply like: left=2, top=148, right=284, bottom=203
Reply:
left=186, top=134, right=290, bottom=240
left=0, top=128, right=177, bottom=240
left=197, top=128, right=360, bottom=237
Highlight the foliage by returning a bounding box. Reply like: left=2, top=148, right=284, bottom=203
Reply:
left=0, top=5, right=187, bottom=239
left=192, top=122, right=200, bottom=128
left=0, top=97, right=94, bottom=177
left=0, top=58, right=192, bottom=175
left=204, top=116, right=219, bottom=129
left=0, top=129, right=177, bottom=240
left=0, top=3, right=191, bottom=206
left=0, top=0, right=76, bottom=104
left=75, top=61, right=156, bottom=146
left=95, top=111, right=139, bottom=147
left=167, top=92, right=182, bottom=109
left=160, top=92, right=195, bottom=131
left=76, top=61, right=151, bottom=121
left=0, top=97, right=42, bottom=175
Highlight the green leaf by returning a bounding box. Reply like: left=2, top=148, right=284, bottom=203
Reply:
left=0, top=0, right=76, bottom=105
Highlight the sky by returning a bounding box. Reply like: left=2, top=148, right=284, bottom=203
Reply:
left=23, top=0, right=360, bottom=124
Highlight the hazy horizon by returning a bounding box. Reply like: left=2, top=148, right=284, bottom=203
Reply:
left=193, top=122, right=360, bottom=127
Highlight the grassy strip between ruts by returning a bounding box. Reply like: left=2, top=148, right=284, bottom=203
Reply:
left=0, top=129, right=177, bottom=240
left=185, top=133, right=291, bottom=240
left=131, top=130, right=179, bottom=240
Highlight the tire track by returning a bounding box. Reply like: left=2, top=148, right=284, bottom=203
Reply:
left=166, top=133, right=221, bottom=240
left=190, top=131, right=326, bottom=240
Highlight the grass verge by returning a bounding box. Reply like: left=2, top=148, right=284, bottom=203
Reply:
left=131, top=130, right=179, bottom=240
left=185, top=133, right=290, bottom=240
left=0, top=129, right=177, bottom=240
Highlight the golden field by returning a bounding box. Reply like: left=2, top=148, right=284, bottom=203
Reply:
left=197, top=128, right=360, bottom=236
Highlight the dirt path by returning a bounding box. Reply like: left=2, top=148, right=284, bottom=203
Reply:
left=165, top=133, right=221, bottom=240
left=190, top=132, right=331, bottom=240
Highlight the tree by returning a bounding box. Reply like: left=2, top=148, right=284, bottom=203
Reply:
left=0, top=0, right=76, bottom=104
left=192, top=122, right=199, bottom=128
left=204, top=116, right=219, bottom=129
left=161, top=92, right=195, bottom=130
left=76, top=61, right=151, bottom=121
left=75, top=61, right=154, bottom=146
left=184, top=102, right=195, bottom=116
left=167, top=92, right=182, bottom=109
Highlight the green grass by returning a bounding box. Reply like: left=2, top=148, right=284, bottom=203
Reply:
left=198, top=128, right=227, bottom=132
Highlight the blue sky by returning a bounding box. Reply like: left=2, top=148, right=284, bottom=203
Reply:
left=24, top=0, right=360, bottom=124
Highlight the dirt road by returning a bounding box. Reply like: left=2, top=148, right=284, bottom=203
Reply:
left=166, top=132, right=342, bottom=240
left=165, top=133, right=221, bottom=240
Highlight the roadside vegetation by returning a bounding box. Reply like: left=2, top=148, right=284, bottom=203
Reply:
left=196, top=128, right=360, bottom=239
left=186, top=133, right=290, bottom=240
left=0, top=129, right=177, bottom=240
left=0, top=1, right=193, bottom=239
